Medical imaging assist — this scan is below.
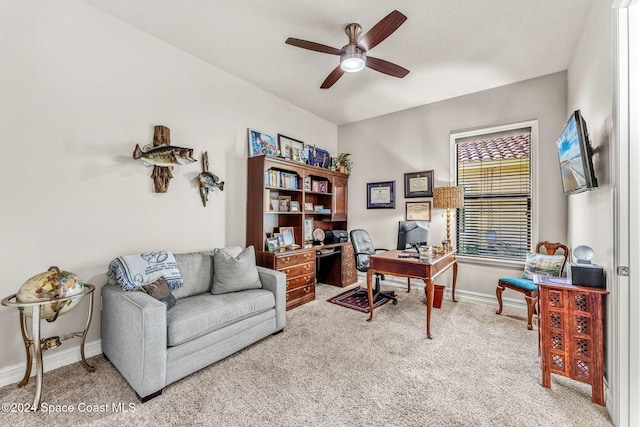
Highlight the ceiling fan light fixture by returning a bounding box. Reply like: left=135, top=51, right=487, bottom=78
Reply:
left=340, top=46, right=366, bottom=72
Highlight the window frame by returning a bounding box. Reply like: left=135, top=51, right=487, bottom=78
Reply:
left=449, top=120, right=539, bottom=267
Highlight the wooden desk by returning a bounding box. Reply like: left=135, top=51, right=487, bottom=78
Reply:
left=366, top=250, right=457, bottom=339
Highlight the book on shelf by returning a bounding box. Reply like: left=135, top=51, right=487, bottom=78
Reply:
left=265, top=169, right=299, bottom=189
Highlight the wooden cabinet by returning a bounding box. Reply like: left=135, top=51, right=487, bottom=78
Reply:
left=247, top=155, right=350, bottom=309
left=315, top=242, right=357, bottom=288
left=537, top=281, right=608, bottom=406
left=256, top=248, right=315, bottom=310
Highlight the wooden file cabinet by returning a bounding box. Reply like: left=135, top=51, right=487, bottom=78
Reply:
left=537, top=280, right=607, bottom=406
left=257, top=248, right=315, bottom=310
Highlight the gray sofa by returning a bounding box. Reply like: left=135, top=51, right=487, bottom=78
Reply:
left=101, top=247, right=286, bottom=401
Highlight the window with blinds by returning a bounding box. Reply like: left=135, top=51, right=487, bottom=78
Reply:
left=455, top=132, right=532, bottom=260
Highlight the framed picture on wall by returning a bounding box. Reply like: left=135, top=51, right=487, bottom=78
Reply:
left=406, top=201, right=432, bottom=221
left=367, top=181, right=395, bottom=209
left=404, top=170, right=434, bottom=198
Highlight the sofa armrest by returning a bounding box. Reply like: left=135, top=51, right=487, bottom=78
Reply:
left=101, top=284, right=167, bottom=398
left=257, top=266, right=286, bottom=331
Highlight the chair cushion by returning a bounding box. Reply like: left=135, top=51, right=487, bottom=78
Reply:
left=211, top=246, right=262, bottom=294
left=166, top=289, right=275, bottom=346
left=499, top=277, right=537, bottom=292
left=521, top=252, right=565, bottom=280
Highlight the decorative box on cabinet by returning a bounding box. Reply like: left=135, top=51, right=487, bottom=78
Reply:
left=536, top=278, right=608, bottom=406
left=257, top=248, right=315, bottom=310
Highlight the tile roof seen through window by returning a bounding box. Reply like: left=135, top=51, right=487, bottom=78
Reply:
left=457, top=134, right=531, bottom=163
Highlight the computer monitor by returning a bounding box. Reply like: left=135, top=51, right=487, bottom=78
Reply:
left=397, top=221, right=430, bottom=251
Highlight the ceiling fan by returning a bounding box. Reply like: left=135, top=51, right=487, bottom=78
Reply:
left=285, top=10, right=410, bottom=89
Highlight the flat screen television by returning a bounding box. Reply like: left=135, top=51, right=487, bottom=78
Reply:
left=556, top=110, right=598, bottom=195
left=396, top=220, right=430, bottom=251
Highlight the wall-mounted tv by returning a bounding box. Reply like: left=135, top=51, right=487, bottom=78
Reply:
left=556, top=110, right=598, bottom=195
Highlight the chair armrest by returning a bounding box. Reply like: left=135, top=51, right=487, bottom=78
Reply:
left=257, top=266, right=286, bottom=331
left=374, top=248, right=389, bottom=252
left=101, top=284, right=167, bottom=398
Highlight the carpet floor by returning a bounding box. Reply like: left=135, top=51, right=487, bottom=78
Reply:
left=0, top=283, right=612, bottom=426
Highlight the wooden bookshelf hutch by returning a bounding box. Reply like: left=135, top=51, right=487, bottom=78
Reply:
left=246, top=155, right=354, bottom=310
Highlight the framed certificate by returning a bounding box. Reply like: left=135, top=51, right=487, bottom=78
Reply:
left=404, top=170, right=434, bottom=198
left=367, top=181, right=395, bottom=209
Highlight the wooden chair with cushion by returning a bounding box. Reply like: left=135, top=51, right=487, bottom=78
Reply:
left=496, top=241, right=569, bottom=330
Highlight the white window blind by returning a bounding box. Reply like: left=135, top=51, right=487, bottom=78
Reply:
left=456, top=133, right=532, bottom=260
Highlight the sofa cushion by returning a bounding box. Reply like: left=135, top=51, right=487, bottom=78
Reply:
left=211, top=246, right=262, bottom=294
left=521, top=252, right=565, bottom=280
left=166, top=289, right=275, bottom=347
left=141, top=276, right=177, bottom=309
left=172, top=251, right=215, bottom=300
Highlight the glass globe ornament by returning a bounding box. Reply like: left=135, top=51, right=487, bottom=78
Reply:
left=16, top=266, right=85, bottom=320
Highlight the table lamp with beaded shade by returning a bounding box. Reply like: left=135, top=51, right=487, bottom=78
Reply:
left=432, top=186, right=464, bottom=250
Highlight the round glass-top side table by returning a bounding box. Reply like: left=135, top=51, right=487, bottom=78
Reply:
left=1, top=284, right=95, bottom=411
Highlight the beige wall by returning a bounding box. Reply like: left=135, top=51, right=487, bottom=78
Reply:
left=0, top=1, right=337, bottom=375
left=339, top=72, right=569, bottom=300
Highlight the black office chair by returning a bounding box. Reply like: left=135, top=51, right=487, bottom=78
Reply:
left=350, top=229, right=398, bottom=305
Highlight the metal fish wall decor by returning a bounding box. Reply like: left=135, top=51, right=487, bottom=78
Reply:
left=198, top=151, right=224, bottom=206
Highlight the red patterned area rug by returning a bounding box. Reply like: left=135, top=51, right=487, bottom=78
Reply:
left=327, top=286, right=390, bottom=313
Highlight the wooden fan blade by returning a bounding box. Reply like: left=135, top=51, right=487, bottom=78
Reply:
left=366, top=56, right=410, bottom=78
left=320, top=65, right=345, bottom=89
left=358, top=10, right=407, bottom=52
left=285, top=38, right=342, bottom=55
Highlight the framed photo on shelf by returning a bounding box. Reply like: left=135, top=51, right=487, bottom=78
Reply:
left=266, top=237, right=280, bottom=253
left=279, top=227, right=295, bottom=246
left=304, top=202, right=314, bottom=212
left=290, top=201, right=300, bottom=212
left=277, top=134, right=306, bottom=163
left=303, top=218, right=313, bottom=243
left=248, top=129, right=277, bottom=157
left=404, top=170, right=434, bottom=198
left=406, top=201, right=432, bottom=221
left=367, top=181, right=395, bottom=209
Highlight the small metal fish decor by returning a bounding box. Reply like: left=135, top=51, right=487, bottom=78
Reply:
left=198, top=151, right=224, bottom=206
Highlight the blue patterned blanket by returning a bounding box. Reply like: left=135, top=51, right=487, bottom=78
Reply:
left=108, top=251, right=183, bottom=291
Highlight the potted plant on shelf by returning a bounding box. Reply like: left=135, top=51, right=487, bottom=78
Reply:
left=334, top=153, right=352, bottom=175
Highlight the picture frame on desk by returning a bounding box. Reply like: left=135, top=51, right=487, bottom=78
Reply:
left=406, top=201, right=431, bottom=221
left=266, top=237, right=280, bottom=253
left=367, top=181, right=395, bottom=209
left=404, top=170, right=434, bottom=198
left=248, top=129, right=277, bottom=157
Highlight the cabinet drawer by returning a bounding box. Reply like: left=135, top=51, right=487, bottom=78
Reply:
left=287, top=273, right=315, bottom=290
left=275, top=251, right=314, bottom=268
left=280, top=261, right=314, bottom=278
left=287, top=284, right=315, bottom=302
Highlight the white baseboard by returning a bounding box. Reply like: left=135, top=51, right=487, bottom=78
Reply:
left=0, top=340, right=102, bottom=388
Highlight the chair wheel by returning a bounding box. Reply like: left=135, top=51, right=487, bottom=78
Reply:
left=392, top=300, right=398, bottom=305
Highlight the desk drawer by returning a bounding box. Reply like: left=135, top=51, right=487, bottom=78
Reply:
left=287, top=273, right=315, bottom=290
left=287, top=284, right=314, bottom=303
left=280, top=261, right=314, bottom=278
left=341, top=263, right=357, bottom=285
left=275, top=251, right=314, bottom=268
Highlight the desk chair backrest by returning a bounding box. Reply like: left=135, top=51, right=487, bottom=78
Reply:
left=350, top=229, right=375, bottom=272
